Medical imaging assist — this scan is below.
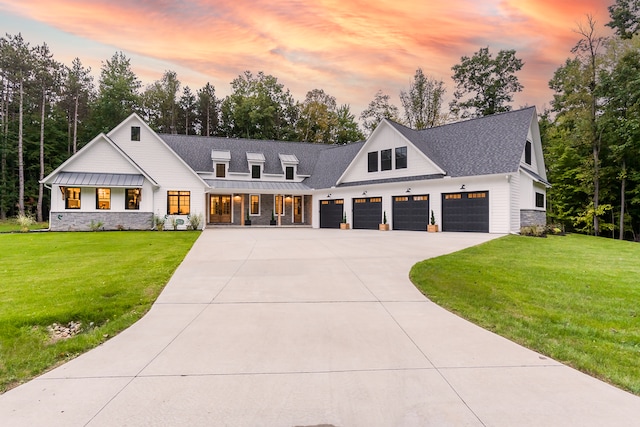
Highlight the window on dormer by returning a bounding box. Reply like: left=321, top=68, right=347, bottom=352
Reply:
left=285, top=166, right=294, bottom=180
left=131, top=126, right=140, bottom=141
left=216, top=163, right=226, bottom=178
left=252, top=165, right=261, bottom=179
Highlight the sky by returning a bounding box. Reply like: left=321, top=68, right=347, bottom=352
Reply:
left=0, top=0, right=615, bottom=119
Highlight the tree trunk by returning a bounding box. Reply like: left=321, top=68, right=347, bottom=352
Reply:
left=619, top=160, right=626, bottom=240
left=73, top=94, right=79, bottom=153
left=18, top=80, right=25, bottom=216
left=1, top=78, right=8, bottom=220
left=593, top=143, right=599, bottom=236
left=37, top=89, right=45, bottom=222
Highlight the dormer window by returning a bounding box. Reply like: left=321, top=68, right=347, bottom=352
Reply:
left=279, top=154, right=299, bottom=181
left=525, top=141, right=532, bottom=165
left=216, top=163, right=226, bottom=178
left=131, top=126, right=140, bottom=141
left=211, top=150, right=231, bottom=179
left=252, top=165, right=261, bottom=179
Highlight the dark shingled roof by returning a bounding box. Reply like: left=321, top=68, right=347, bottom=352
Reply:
left=387, top=107, right=536, bottom=177
left=160, top=134, right=330, bottom=176
left=159, top=107, right=536, bottom=190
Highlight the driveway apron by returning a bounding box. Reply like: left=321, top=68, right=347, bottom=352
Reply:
left=1, top=229, right=639, bottom=426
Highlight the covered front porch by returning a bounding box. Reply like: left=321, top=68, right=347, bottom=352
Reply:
left=204, top=179, right=313, bottom=227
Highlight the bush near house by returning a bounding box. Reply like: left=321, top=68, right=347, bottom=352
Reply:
left=410, top=234, right=640, bottom=395
left=0, top=231, right=199, bottom=393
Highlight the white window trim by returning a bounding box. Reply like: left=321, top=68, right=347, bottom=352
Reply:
left=274, top=195, right=285, bottom=216
left=250, top=194, right=260, bottom=216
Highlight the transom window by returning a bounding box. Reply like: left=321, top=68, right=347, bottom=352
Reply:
left=65, top=187, right=81, bottom=209
left=216, top=163, right=226, bottom=178
left=126, top=188, right=141, bottom=210
left=368, top=152, right=378, bottom=172
left=131, top=126, right=141, bottom=141
left=395, top=147, right=407, bottom=169
left=96, top=188, right=110, bottom=209
left=381, top=149, right=392, bottom=171
left=167, top=191, right=190, bottom=215
left=250, top=194, right=260, bottom=215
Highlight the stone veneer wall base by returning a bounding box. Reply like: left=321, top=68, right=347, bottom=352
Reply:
left=50, top=212, right=154, bottom=231
left=520, top=209, right=546, bottom=228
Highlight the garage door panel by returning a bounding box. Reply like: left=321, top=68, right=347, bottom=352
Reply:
left=393, top=195, right=429, bottom=231
left=320, top=199, right=344, bottom=229
left=442, top=191, right=489, bottom=232
left=353, top=197, right=382, bottom=230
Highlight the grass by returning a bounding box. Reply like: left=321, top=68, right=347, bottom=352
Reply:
left=410, top=233, right=640, bottom=395
left=0, top=231, right=200, bottom=393
left=0, top=218, right=48, bottom=233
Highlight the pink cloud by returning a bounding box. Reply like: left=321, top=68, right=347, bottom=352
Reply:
left=0, top=0, right=617, bottom=117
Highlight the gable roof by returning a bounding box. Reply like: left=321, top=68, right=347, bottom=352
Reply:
left=387, top=107, right=537, bottom=177
left=41, top=133, right=159, bottom=187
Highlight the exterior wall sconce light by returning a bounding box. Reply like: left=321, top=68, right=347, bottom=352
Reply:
left=327, top=193, right=331, bottom=198
left=460, top=184, right=466, bottom=190
left=406, top=188, right=411, bottom=193
left=362, top=190, right=367, bottom=196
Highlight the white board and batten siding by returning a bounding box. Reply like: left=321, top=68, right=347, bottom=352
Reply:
left=339, top=122, right=443, bottom=184
left=62, top=137, right=140, bottom=175
left=312, top=174, right=513, bottom=233
left=108, top=116, right=207, bottom=219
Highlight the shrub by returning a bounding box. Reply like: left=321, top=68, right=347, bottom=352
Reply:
left=16, top=213, right=35, bottom=232
left=187, top=213, right=203, bottom=230
left=89, top=220, right=104, bottom=231
left=520, top=225, right=546, bottom=237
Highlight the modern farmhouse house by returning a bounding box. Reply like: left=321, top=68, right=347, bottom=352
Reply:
left=41, top=106, right=549, bottom=233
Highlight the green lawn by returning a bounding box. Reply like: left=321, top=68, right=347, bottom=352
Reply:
left=0, top=231, right=199, bottom=393
left=0, top=219, right=48, bottom=233
left=410, top=233, right=640, bottom=395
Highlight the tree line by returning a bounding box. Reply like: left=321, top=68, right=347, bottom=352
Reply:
left=0, top=30, right=521, bottom=222
left=542, top=0, right=640, bottom=240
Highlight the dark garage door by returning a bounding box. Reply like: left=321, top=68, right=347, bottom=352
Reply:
left=320, top=199, right=344, bottom=228
left=393, top=195, right=429, bottom=231
left=442, top=191, right=489, bottom=232
left=352, top=197, right=382, bottom=229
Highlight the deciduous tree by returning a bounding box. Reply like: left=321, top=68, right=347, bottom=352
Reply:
left=400, top=68, right=445, bottom=129
left=360, top=90, right=399, bottom=136
left=450, top=47, right=523, bottom=118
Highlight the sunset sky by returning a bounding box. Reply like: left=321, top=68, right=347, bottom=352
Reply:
left=0, top=0, right=614, bottom=119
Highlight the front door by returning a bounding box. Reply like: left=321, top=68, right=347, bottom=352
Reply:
left=293, top=196, right=303, bottom=223
left=210, top=195, right=232, bottom=223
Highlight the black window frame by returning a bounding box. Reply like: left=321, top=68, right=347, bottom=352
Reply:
left=167, top=190, right=191, bottom=215
left=251, top=164, right=261, bottom=179
left=285, top=166, right=294, bottom=180
left=96, top=188, right=111, bottom=210
left=131, top=126, right=141, bottom=141
left=395, top=146, right=407, bottom=169
left=65, top=187, right=81, bottom=209
left=381, top=149, right=392, bottom=171
left=368, top=151, right=378, bottom=172
left=536, top=192, right=545, bottom=208
left=126, top=188, right=141, bottom=210
left=216, top=163, right=226, bottom=178
left=525, top=141, right=532, bottom=165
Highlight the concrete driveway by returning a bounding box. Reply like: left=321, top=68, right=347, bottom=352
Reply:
left=1, top=228, right=639, bottom=426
